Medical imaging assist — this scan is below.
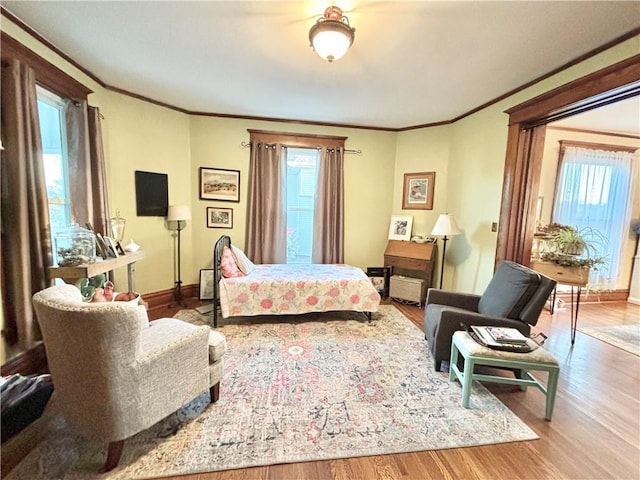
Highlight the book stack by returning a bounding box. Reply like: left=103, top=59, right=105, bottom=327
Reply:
left=485, top=327, right=528, bottom=345
left=470, top=325, right=530, bottom=349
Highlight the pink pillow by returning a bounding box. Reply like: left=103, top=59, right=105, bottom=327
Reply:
left=220, top=246, right=245, bottom=278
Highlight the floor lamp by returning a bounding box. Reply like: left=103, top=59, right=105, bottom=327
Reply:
left=167, top=205, right=191, bottom=306
left=431, top=213, right=462, bottom=289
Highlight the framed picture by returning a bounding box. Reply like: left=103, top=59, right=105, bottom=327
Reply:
left=388, top=215, right=413, bottom=241
left=199, top=269, right=215, bottom=300
left=402, top=172, right=435, bottom=210
left=102, top=236, right=119, bottom=258
left=206, top=207, right=233, bottom=229
left=366, top=266, right=392, bottom=298
left=200, top=167, right=240, bottom=202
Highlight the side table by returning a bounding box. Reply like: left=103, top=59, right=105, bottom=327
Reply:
left=48, top=250, right=145, bottom=293
left=449, top=331, right=560, bottom=421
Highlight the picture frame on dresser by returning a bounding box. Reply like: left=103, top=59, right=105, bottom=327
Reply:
left=388, top=215, right=413, bottom=241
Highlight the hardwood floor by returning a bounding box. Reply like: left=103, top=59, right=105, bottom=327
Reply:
left=4, top=300, right=639, bottom=479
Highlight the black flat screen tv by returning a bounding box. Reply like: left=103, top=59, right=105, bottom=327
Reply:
left=135, top=171, right=168, bottom=216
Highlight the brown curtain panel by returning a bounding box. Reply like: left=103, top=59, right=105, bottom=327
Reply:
left=66, top=101, right=110, bottom=234
left=246, top=143, right=287, bottom=263
left=312, top=147, right=344, bottom=263
left=0, top=60, right=52, bottom=349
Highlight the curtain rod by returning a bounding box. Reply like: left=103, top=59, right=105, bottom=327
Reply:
left=240, top=141, right=362, bottom=155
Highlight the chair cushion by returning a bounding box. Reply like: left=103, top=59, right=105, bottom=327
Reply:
left=220, top=246, right=245, bottom=278
left=478, top=261, right=541, bottom=319
left=208, top=330, right=227, bottom=363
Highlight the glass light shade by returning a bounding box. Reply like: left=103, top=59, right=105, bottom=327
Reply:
left=431, top=214, right=462, bottom=237
left=167, top=205, right=191, bottom=222
left=309, top=8, right=355, bottom=63
left=311, top=26, right=353, bottom=62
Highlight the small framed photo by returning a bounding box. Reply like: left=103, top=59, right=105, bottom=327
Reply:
left=200, top=167, right=240, bottom=202
left=102, top=235, right=119, bottom=258
left=367, top=266, right=392, bottom=298
left=402, top=172, right=435, bottom=210
left=388, top=215, right=413, bottom=241
left=206, top=207, right=233, bottom=229
left=199, top=269, right=215, bottom=300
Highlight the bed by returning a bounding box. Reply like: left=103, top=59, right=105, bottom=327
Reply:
left=211, top=235, right=381, bottom=327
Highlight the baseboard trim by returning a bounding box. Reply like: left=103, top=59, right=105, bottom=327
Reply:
left=627, top=296, right=640, bottom=305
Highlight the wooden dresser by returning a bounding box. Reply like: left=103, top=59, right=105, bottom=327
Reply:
left=383, top=240, right=436, bottom=302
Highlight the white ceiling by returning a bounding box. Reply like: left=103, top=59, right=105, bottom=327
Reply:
left=2, top=1, right=639, bottom=130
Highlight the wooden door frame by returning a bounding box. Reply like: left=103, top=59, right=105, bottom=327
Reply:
left=496, top=54, right=640, bottom=267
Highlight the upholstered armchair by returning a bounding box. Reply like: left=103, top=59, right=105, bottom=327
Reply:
left=32, top=284, right=226, bottom=472
left=424, top=260, right=556, bottom=371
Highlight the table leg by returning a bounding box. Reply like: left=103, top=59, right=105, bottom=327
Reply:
left=461, top=357, right=474, bottom=408
left=127, top=262, right=137, bottom=293
left=570, top=286, right=581, bottom=345
left=545, top=366, right=560, bottom=421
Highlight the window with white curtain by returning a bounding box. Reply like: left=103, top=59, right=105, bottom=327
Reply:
left=553, top=141, right=636, bottom=287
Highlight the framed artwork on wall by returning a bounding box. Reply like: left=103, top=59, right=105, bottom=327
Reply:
left=402, top=172, right=435, bottom=210
left=206, top=207, right=233, bottom=229
left=199, top=167, right=240, bottom=202
left=388, top=215, right=413, bottom=241
left=199, top=269, right=214, bottom=300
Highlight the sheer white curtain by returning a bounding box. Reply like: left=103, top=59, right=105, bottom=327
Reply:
left=553, top=145, right=635, bottom=288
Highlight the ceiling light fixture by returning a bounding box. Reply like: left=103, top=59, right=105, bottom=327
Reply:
left=309, top=6, right=355, bottom=63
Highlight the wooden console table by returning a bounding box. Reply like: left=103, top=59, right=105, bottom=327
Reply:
left=48, top=250, right=145, bottom=292
left=384, top=240, right=436, bottom=303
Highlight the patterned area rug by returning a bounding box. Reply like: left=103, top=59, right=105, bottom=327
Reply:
left=578, top=323, right=640, bottom=356
left=7, top=306, right=537, bottom=480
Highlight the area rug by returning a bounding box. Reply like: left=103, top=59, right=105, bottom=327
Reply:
left=7, top=306, right=538, bottom=480
left=578, top=323, right=640, bottom=356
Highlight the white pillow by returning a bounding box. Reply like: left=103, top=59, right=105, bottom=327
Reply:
left=231, top=245, right=256, bottom=275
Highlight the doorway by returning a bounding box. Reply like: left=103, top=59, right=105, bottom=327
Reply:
left=496, top=54, right=640, bottom=270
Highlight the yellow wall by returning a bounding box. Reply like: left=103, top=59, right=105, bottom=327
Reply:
left=433, top=36, right=640, bottom=293
left=188, top=117, right=397, bottom=277
left=2, top=17, right=639, bottom=297
left=539, top=128, right=640, bottom=290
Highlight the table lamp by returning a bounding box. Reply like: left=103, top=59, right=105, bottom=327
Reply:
left=167, top=205, right=191, bottom=306
left=431, top=213, right=462, bottom=289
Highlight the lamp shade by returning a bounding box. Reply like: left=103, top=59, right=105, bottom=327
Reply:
left=431, top=214, right=462, bottom=237
left=166, top=205, right=191, bottom=222
left=309, top=6, right=355, bottom=62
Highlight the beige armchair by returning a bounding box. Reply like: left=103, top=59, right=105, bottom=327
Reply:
left=32, top=284, right=225, bottom=472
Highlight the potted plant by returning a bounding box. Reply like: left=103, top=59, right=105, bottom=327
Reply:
left=532, top=223, right=607, bottom=286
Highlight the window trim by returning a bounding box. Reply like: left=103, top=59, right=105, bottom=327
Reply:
left=1, top=31, right=92, bottom=101
left=248, top=129, right=346, bottom=149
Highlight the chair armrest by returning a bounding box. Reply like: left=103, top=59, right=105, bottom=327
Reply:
left=426, top=288, right=481, bottom=312
left=134, top=319, right=211, bottom=405
left=436, top=307, right=531, bottom=343
left=137, top=318, right=208, bottom=360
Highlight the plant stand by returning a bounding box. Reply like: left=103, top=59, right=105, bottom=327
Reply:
left=531, top=261, right=589, bottom=345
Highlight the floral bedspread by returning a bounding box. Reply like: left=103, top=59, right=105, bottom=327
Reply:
left=219, top=264, right=381, bottom=318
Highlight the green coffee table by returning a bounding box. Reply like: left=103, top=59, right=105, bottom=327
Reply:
left=449, top=331, right=560, bottom=420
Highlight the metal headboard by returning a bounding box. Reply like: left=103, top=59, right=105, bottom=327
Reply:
left=212, top=235, right=231, bottom=328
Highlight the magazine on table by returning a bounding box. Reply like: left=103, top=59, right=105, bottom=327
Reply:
left=485, top=326, right=529, bottom=345
left=469, top=325, right=535, bottom=352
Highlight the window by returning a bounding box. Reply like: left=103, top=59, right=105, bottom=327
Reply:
left=553, top=142, right=635, bottom=286
left=286, top=148, right=320, bottom=263
left=36, top=86, right=71, bottom=264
